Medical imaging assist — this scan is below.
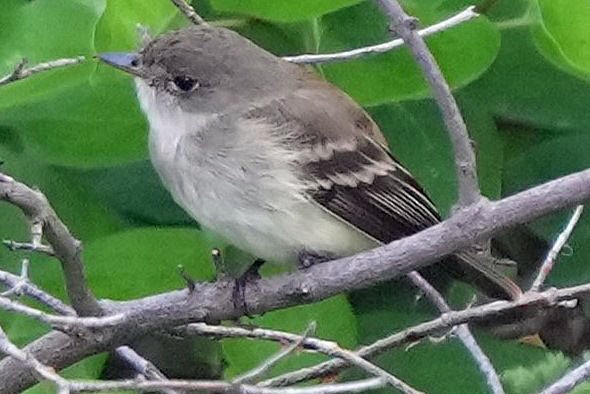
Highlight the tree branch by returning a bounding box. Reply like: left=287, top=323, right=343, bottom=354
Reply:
left=540, top=359, right=590, bottom=394
left=0, top=57, right=85, bottom=87
left=0, top=296, right=122, bottom=328
left=0, top=268, right=74, bottom=316
left=530, top=205, right=584, bottom=292
left=0, top=173, right=100, bottom=315
left=407, top=272, right=504, bottom=394
left=375, top=0, right=480, bottom=207
left=66, top=377, right=386, bottom=393
left=0, top=326, right=70, bottom=393
left=261, top=284, right=590, bottom=387
left=114, top=346, right=179, bottom=394
left=1, top=167, right=590, bottom=392
left=169, top=0, right=206, bottom=25
left=283, top=6, right=478, bottom=64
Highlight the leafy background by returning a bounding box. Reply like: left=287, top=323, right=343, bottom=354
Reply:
left=0, top=0, right=589, bottom=392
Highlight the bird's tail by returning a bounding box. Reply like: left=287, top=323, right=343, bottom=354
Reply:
left=443, top=251, right=522, bottom=300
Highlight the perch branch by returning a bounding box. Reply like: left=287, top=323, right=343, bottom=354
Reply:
left=1, top=168, right=590, bottom=392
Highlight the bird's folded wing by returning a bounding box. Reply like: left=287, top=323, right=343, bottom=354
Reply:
left=244, top=80, right=440, bottom=244
left=243, top=79, right=521, bottom=300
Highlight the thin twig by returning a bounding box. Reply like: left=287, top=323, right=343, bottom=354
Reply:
left=0, top=296, right=123, bottom=327
left=0, top=326, right=70, bottom=392
left=376, top=0, right=480, bottom=207
left=115, top=346, right=179, bottom=394
left=260, top=285, right=590, bottom=387
left=530, top=205, right=584, bottom=292
left=0, top=172, right=100, bottom=315
left=169, top=0, right=206, bottom=25
left=177, top=323, right=421, bottom=393
left=1, top=323, right=385, bottom=394
left=233, top=322, right=316, bottom=384
left=540, top=359, right=590, bottom=394
left=407, top=272, right=505, bottom=394
left=284, top=6, right=478, bottom=64
left=66, top=377, right=385, bottom=393
left=2, top=239, right=55, bottom=256
left=0, top=57, right=85, bottom=87
left=0, top=269, right=74, bottom=315
left=1, top=258, right=30, bottom=297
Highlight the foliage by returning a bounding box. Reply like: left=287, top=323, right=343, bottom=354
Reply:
left=1, top=0, right=589, bottom=392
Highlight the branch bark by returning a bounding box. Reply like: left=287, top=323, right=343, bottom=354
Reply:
left=283, top=7, right=478, bottom=64
left=0, top=57, right=85, bottom=86
left=0, top=174, right=101, bottom=316
left=407, top=272, right=504, bottom=394
left=376, top=0, right=480, bottom=207
left=1, top=168, right=590, bottom=392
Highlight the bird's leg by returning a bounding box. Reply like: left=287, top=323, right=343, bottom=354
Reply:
left=297, top=250, right=336, bottom=270
left=232, top=258, right=265, bottom=317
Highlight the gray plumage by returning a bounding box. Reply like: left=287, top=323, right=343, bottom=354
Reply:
left=100, top=25, right=521, bottom=300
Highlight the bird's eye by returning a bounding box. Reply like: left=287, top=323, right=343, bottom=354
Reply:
left=173, top=76, right=198, bottom=92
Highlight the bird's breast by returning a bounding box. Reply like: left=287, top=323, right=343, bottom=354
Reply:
left=146, top=112, right=375, bottom=264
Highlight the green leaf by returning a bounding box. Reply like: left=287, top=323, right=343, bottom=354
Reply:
left=84, top=227, right=216, bottom=299
left=501, top=128, right=590, bottom=287
left=319, top=2, right=500, bottom=106
left=462, top=27, right=590, bottom=134
left=0, top=0, right=105, bottom=111
left=222, top=296, right=357, bottom=378
left=367, top=98, right=503, bottom=216
left=67, top=160, right=193, bottom=226
left=94, top=0, right=181, bottom=52
left=209, top=0, right=364, bottom=22
left=0, top=0, right=186, bottom=168
left=532, top=0, right=590, bottom=81
left=348, top=281, right=488, bottom=393
left=501, top=352, right=570, bottom=394
left=0, top=68, right=148, bottom=167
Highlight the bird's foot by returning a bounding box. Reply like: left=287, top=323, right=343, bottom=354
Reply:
left=232, top=258, right=265, bottom=317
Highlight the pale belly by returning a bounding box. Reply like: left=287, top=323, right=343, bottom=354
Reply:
left=150, top=141, right=376, bottom=264
left=158, top=161, right=377, bottom=264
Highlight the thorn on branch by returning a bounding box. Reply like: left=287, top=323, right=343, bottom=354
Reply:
left=177, top=265, right=196, bottom=292
left=211, top=248, right=227, bottom=280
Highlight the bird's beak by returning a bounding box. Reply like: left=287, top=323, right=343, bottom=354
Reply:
left=98, top=52, right=143, bottom=77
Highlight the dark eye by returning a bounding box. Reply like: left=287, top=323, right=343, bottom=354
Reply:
left=173, top=76, right=198, bottom=92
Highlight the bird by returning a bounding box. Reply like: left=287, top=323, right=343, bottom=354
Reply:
left=99, top=24, right=521, bottom=301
